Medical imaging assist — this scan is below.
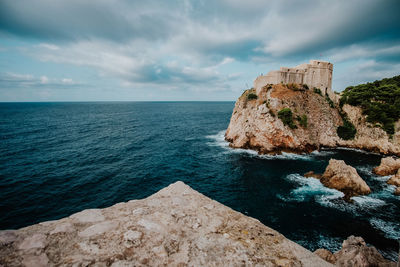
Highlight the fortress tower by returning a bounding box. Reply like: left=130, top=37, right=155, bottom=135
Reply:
left=254, top=60, right=334, bottom=99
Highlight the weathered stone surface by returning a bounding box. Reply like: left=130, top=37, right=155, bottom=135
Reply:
left=0, top=230, right=17, bottom=246
left=18, top=234, right=47, bottom=250
left=0, top=181, right=333, bottom=266
left=22, top=253, right=49, bottom=267
left=334, top=236, right=396, bottom=267
left=225, top=81, right=400, bottom=156
left=373, top=157, right=400, bottom=176
left=321, top=159, right=371, bottom=199
left=394, top=187, right=400, bottom=196
left=70, top=209, right=105, bottom=223
left=387, top=169, right=400, bottom=186
left=314, top=248, right=336, bottom=264
left=78, top=220, right=119, bottom=238
left=49, top=222, right=74, bottom=235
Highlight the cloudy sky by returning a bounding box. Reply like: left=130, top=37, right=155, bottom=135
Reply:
left=0, top=0, right=399, bottom=101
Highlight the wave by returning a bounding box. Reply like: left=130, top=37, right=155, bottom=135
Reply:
left=282, top=174, right=344, bottom=202
left=282, top=174, right=392, bottom=214
left=205, top=130, right=333, bottom=161
left=370, top=218, right=400, bottom=240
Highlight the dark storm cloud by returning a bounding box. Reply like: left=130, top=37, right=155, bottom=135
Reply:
left=0, top=0, right=179, bottom=41
left=0, top=0, right=399, bottom=97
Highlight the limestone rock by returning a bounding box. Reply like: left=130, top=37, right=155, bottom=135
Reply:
left=70, top=209, right=105, bottom=223
left=0, top=230, right=17, bottom=246
left=225, top=82, right=400, bottom=156
left=387, top=169, right=400, bottom=187
left=334, top=236, right=396, bottom=267
left=0, top=181, right=333, bottom=266
left=18, top=234, right=47, bottom=250
left=314, top=248, right=336, bottom=264
left=22, top=253, right=49, bottom=267
left=321, top=159, right=371, bottom=199
left=394, top=187, right=400, bottom=196
left=373, top=157, right=400, bottom=176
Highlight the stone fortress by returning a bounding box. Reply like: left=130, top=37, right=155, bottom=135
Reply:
left=254, top=60, right=335, bottom=100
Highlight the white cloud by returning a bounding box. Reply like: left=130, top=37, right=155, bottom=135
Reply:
left=40, top=75, right=48, bottom=84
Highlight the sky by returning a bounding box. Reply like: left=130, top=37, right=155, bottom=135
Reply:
left=0, top=0, right=399, bottom=101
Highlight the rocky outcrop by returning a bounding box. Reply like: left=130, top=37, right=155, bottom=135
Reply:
left=320, top=159, right=371, bottom=199
left=314, top=248, right=336, bottom=264
left=225, top=84, right=400, bottom=155
left=387, top=169, right=400, bottom=187
left=0, top=181, right=333, bottom=266
left=373, top=157, right=400, bottom=176
left=332, top=236, right=396, bottom=267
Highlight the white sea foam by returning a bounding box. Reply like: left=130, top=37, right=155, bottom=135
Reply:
left=206, top=130, right=315, bottom=161
left=284, top=174, right=344, bottom=202
left=283, top=174, right=392, bottom=214
left=332, top=146, right=381, bottom=155
left=370, top=218, right=400, bottom=240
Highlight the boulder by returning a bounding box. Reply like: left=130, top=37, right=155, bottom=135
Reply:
left=387, top=169, right=400, bottom=187
left=334, top=236, right=396, bottom=267
left=321, top=159, right=371, bottom=199
left=373, top=157, right=400, bottom=176
left=394, top=187, right=400, bottom=196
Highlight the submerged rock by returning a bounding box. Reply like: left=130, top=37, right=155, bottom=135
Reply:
left=373, top=157, right=400, bottom=176
left=321, top=159, right=371, bottom=199
left=0, top=181, right=332, bottom=266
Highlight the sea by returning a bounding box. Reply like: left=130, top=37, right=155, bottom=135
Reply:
left=0, top=102, right=399, bottom=260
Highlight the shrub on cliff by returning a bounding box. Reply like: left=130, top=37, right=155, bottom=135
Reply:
left=325, top=95, right=335, bottom=108
left=337, top=116, right=357, bottom=140
left=247, top=93, right=258, bottom=100
left=340, top=75, right=400, bottom=136
left=313, top=87, right=322, bottom=95
left=278, top=108, right=297, bottom=129
left=299, top=115, right=308, bottom=128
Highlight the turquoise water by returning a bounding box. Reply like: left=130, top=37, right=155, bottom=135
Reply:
left=0, top=102, right=399, bottom=260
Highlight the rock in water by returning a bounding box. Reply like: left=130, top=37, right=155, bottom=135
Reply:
left=321, top=159, right=371, bottom=199
left=373, top=157, right=400, bottom=176
left=333, top=236, right=396, bottom=267
left=0, top=181, right=333, bottom=266
left=387, top=169, right=400, bottom=187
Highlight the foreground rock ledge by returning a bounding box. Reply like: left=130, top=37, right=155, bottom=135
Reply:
left=0, top=181, right=332, bottom=266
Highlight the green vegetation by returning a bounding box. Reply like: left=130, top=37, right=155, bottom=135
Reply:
left=278, top=108, right=297, bottom=129
left=247, top=93, right=258, bottom=100
left=313, top=87, right=322, bottom=95
left=302, top=84, right=309, bottom=90
left=299, top=114, right=308, bottom=128
left=339, top=75, right=400, bottom=135
left=337, top=118, right=357, bottom=140
left=325, top=95, right=335, bottom=108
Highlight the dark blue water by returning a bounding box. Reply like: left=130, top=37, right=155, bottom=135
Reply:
left=0, top=102, right=399, bottom=260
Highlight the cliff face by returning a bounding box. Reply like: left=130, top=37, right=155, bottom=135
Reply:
left=0, top=181, right=332, bottom=266
left=225, top=84, right=400, bottom=155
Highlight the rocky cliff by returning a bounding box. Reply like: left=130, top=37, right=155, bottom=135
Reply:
left=225, top=83, right=400, bottom=155
left=0, top=181, right=332, bottom=266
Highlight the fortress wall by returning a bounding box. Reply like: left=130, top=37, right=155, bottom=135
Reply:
left=255, top=60, right=334, bottom=97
